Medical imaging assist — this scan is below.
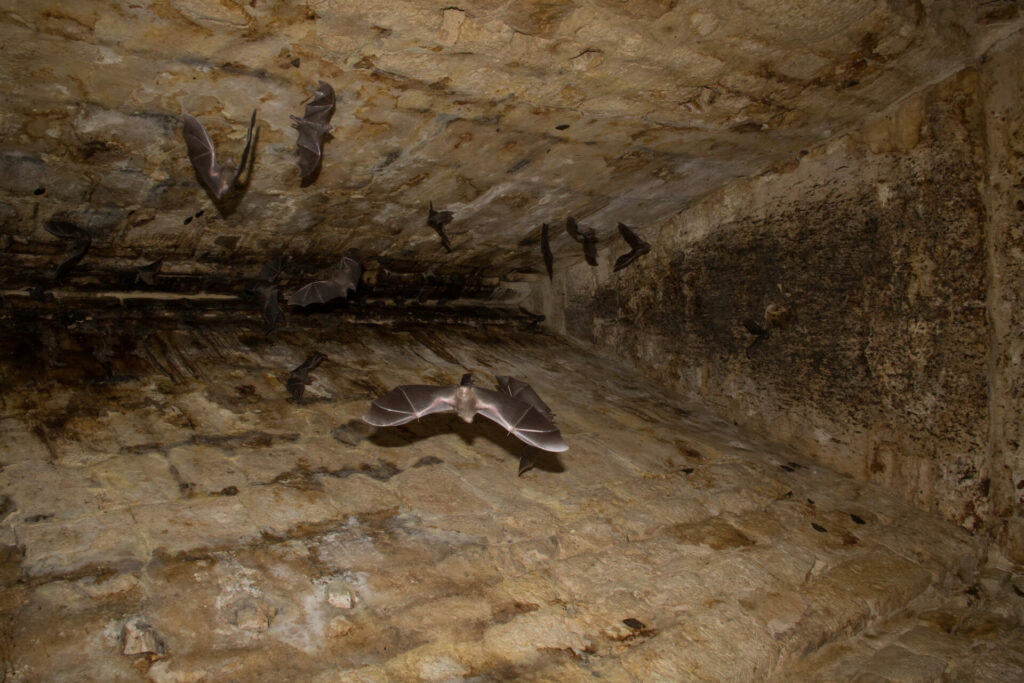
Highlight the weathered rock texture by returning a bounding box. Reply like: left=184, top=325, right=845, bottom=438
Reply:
left=2, top=315, right=1019, bottom=680
left=547, top=31, right=1024, bottom=558
left=0, top=1, right=1020, bottom=288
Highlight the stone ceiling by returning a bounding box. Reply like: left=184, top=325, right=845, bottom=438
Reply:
left=0, top=0, right=1020, bottom=292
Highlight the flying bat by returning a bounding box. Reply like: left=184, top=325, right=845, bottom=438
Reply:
left=363, top=373, right=569, bottom=453
left=540, top=223, right=553, bottom=280
left=135, top=258, right=162, bottom=286
left=293, top=82, right=336, bottom=182
left=496, top=376, right=554, bottom=421
left=44, top=220, right=91, bottom=280
left=427, top=202, right=454, bottom=252
left=288, top=249, right=362, bottom=307
left=566, top=215, right=598, bottom=266
left=742, top=318, right=769, bottom=356
left=183, top=110, right=257, bottom=200
left=613, top=223, right=650, bottom=272
left=255, top=284, right=285, bottom=335
left=287, top=351, right=326, bottom=401
left=252, top=255, right=287, bottom=285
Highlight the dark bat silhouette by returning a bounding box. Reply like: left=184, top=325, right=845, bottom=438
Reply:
left=427, top=202, right=454, bottom=252
left=496, top=376, right=554, bottom=421
left=292, top=82, right=336, bottom=181
left=44, top=220, right=91, bottom=280
left=540, top=223, right=553, bottom=280
left=566, top=215, right=598, bottom=266
left=287, top=351, right=326, bottom=401
left=288, top=249, right=362, bottom=307
left=253, top=255, right=287, bottom=285
left=613, top=223, right=650, bottom=272
left=135, top=258, right=162, bottom=286
left=183, top=110, right=257, bottom=200
left=363, top=373, right=568, bottom=453
left=255, top=284, right=285, bottom=335
left=742, top=318, right=769, bottom=356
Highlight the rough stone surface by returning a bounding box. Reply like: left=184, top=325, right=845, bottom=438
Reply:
left=1, top=317, right=1018, bottom=680
left=547, top=31, right=1024, bottom=552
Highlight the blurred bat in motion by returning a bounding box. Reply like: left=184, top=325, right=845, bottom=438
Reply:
left=44, top=220, right=91, bottom=280
left=288, top=249, right=362, bottom=307
left=183, top=110, right=257, bottom=200
left=613, top=223, right=650, bottom=272
left=248, top=256, right=287, bottom=335
left=291, top=81, right=336, bottom=180
left=742, top=318, right=769, bottom=356
left=287, top=351, right=326, bottom=401
left=427, top=202, right=454, bottom=252
left=363, top=373, right=568, bottom=453
left=540, top=223, right=553, bottom=280
left=566, top=215, right=597, bottom=266
left=135, top=258, right=162, bottom=286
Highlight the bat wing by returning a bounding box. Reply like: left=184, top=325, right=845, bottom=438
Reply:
left=287, top=279, right=348, bottom=306
left=618, top=223, right=649, bottom=251
left=496, top=376, right=554, bottom=420
left=255, top=255, right=286, bottom=284
left=44, top=220, right=87, bottom=240
left=330, top=255, right=363, bottom=295
left=614, top=251, right=639, bottom=272
left=232, top=110, right=257, bottom=188
left=743, top=318, right=767, bottom=336
left=291, top=115, right=329, bottom=179
left=427, top=202, right=454, bottom=229
left=363, top=385, right=457, bottom=426
left=183, top=114, right=227, bottom=198
left=54, top=236, right=91, bottom=280
left=294, top=351, right=326, bottom=375
left=582, top=235, right=598, bottom=267
left=566, top=215, right=582, bottom=241
left=304, top=81, right=336, bottom=126
left=541, top=223, right=553, bottom=280
left=473, top=387, right=568, bottom=452
left=256, top=284, right=284, bottom=335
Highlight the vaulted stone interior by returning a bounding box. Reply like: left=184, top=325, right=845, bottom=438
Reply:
left=3, top=1, right=1024, bottom=680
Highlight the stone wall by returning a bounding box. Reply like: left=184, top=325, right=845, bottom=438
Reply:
left=543, top=32, right=1024, bottom=557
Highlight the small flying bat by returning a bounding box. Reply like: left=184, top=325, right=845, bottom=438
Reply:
left=613, top=223, right=650, bottom=272
left=540, top=223, right=553, bottom=280
left=288, top=249, right=362, bottom=307
left=496, top=376, right=554, bottom=421
left=427, top=202, right=454, bottom=252
left=287, top=351, right=326, bottom=401
left=291, top=82, right=335, bottom=180
left=566, top=215, right=598, bottom=266
left=742, top=318, right=769, bottom=356
left=44, top=220, right=91, bottom=280
left=183, top=110, right=257, bottom=201
left=363, top=373, right=568, bottom=453
left=252, top=255, right=287, bottom=285
left=255, top=284, right=285, bottom=335
left=135, top=258, right=162, bottom=286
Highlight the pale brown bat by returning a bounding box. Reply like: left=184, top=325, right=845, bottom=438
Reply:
left=183, top=111, right=257, bottom=200
left=288, top=249, right=362, bottom=307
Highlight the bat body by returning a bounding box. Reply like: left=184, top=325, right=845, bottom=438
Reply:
left=428, top=202, right=454, bottom=252
left=496, top=376, right=554, bottom=421
left=44, top=220, right=91, bottom=280
left=291, top=83, right=335, bottom=179
left=287, top=351, right=326, bottom=400
left=288, top=249, right=362, bottom=307
left=135, top=258, right=162, bottom=286
left=613, top=223, right=650, bottom=272
left=253, top=255, right=287, bottom=285
left=540, top=223, right=553, bottom=280
left=183, top=110, right=257, bottom=200
left=566, top=216, right=598, bottom=267
left=363, top=373, right=568, bottom=453
left=255, top=284, right=285, bottom=335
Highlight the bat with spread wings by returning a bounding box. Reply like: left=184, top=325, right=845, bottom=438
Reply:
left=613, top=223, right=651, bottom=272
left=183, top=110, right=257, bottom=200
left=44, top=220, right=92, bottom=280
left=427, top=202, right=454, bottom=252
left=566, top=215, right=598, bottom=267
left=363, top=373, right=568, bottom=453
left=288, top=249, right=362, bottom=307
left=292, top=81, right=336, bottom=180
left=287, top=351, right=326, bottom=401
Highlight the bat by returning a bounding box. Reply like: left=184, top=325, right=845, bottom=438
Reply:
left=496, top=376, right=554, bottom=421
left=44, top=220, right=91, bottom=280
left=363, top=373, right=568, bottom=453
left=183, top=110, right=257, bottom=200
left=566, top=215, right=597, bottom=266
left=613, top=223, right=650, bottom=272
left=742, top=318, right=769, bottom=356
left=427, top=202, right=454, bottom=252
left=540, top=223, right=553, bottom=280
left=255, top=284, right=285, bottom=335
left=288, top=248, right=362, bottom=307
left=135, top=258, right=162, bottom=286
left=253, top=255, right=287, bottom=285
left=287, top=351, right=326, bottom=400
left=293, top=83, right=337, bottom=181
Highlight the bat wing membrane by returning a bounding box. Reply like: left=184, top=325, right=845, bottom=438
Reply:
left=363, top=385, right=456, bottom=426
left=183, top=114, right=224, bottom=196
left=496, top=376, right=554, bottom=420
left=233, top=110, right=257, bottom=186
left=473, top=388, right=568, bottom=452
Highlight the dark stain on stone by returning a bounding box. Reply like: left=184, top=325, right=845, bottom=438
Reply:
left=33, top=187, right=45, bottom=195
left=811, top=522, right=827, bottom=533
left=1013, top=584, right=1024, bottom=598
left=0, top=544, right=24, bottom=587
left=183, top=216, right=193, bottom=225
left=413, top=456, right=443, bottom=468
left=780, top=464, right=795, bottom=472
left=674, top=441, right=704, bottom=460
left=807, top=499, right=815, bottom=506
left=23, top=514, right=53, bottom=523
left=269, top=459, right=402, bottom=490
left=555, top=124, right=570, bottom=130
left=0, top=496, right=13, bottom=523
left=850, top=513, right=866, bottom=525
left=669, top=518, right=754, bottom=549
left=506, top=158, right=532, bottom=174
left=622, top=618, right=646, bottom=630
left=332, top=420, right=373, bottom=447
left=214, top=235, right=240, bottom=250
left=217, top=486, right=238, bottom=496
left=492, top=601, right=539, bottom=624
